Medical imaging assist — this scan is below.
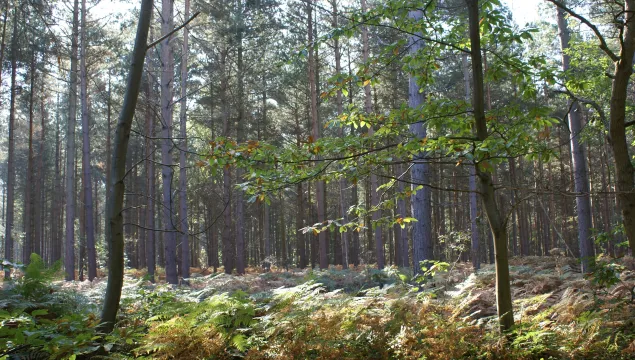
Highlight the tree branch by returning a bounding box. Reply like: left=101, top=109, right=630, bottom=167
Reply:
left=546, top=0, right=620, bottom=62
left=147, top=11, right=200, bottom=50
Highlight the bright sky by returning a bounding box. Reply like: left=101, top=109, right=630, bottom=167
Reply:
left=92, top=0, right=543, bottom=28
left=503, top=0, right=541, bottom=26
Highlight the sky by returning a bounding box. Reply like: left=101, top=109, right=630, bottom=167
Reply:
left=503, top=0, right=542, bottom=26
left=91, top=0, right=544, bottom=29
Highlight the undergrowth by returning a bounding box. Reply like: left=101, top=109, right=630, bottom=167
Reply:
left=1, top=255, right=634, bottom=359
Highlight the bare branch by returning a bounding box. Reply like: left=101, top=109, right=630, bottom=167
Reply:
left=546, top=0, right=620, bottom=62
left=147, top=11, right=200, bottom=50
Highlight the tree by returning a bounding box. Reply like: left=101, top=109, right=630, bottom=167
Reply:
left=144, top=50, right=156, bottom=283
left=307, top=0, right=327, bottom=270
left=80, top=0, right=97, bottom=280
left=361, top=0, right=384, bottom=269
left=161, top=0, right=178, bottom=285
left=178, top=0, right=191, bottom=280
left=462, top=52, right=480, bottom=271
left=546, top=0, right=635, bottom=255
left=65, top=0, right=80, bottom=281
left=408, top=8, right=432, bottom=273
left=554, top=3, right=594, bottom=272
left=234, top=0, right=246, bottom=275
left=466, top=0, right=513, bottom=330
left=3, top=3, right=17, bottom=280
left=100, top=0, right=154, bottom=333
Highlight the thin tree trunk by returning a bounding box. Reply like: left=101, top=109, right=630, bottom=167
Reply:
left=145, top=61, right=156, bottom=282
left=220, top=48, right=234, bottom=274
left=467, top=0, right=513, bottom=331
left=264, top=201, right=271, bottom=270
left=160, top=0, right=178, bottom=284
left=280, top=193, right=287, bottom=270
left=362, top=0, right=384, bottom=269
left=307, top=0, right=327, bottom=269
left=80, top=0, right=97, bottom=280
left=295, top=104, right=307, bottom=268
left=234, top=0, right=245, bottom=275
left=100, top=0, right=153, bottom=332
left=105, top=74, right=112, bottom=249
left=408, top=9, right=432, bottom=273
left=556, top=5, right=594, bottom=271
left=397, top=163, right=408, bottom=267
left=331, top=0, right=349, bottom=268
left=178, top=0, right=191, bottom=279
left=35, top=79, right=47, bottom=262
left=461, top=53, right=480, bottom=271
left=24, top=50, right=36, bottom=264
left=51, top=96, right=62, bottom=264
left=64, top=0, right=80, bottom=280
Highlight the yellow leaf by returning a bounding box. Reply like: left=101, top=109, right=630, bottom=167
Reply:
left=363, top=79, right=371, bottom=87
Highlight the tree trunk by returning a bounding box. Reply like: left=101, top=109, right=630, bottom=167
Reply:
left=461, top=53, right=480, bottom=271
left=362, top=0, right=384, bottom=269
left=35, top=77, right=47, bottom=262
left=220, top=47, right=234, bottom=274
left=80, top=0, right=97, bottom=280
left=332, top=0, right=349, bottom=268
left=105, top=74, right=112, bottom=255
left=295, top=104, right=307, bottom=268
left=408, top=9, right=432, bottom=273
left=307, top=0, right=327, bottom=269
left=397, top=163, right=408, bottom=267
left=51, top=97, right=62, bottom=264
left=24, top=50, right=36, bottom=264
left=555, top=5, right=594, bottom=271
left=608, top=0, right=635, bottom=255
left=100, top=0, right=153, bottom=332
left=279, top=193, right=287, bottom=270
left=467, top=0, right=513, bottom=331
left=264, top=201, right=271, bottom=271
left=64, top=0, right=80, bottom=281
left=234, top=0, right=245, bottom=275
left=145, top=60, right=156, bottom=282
left=160, top=0, right=178, bottom=284
left=178, top=0, right=191, bottom=279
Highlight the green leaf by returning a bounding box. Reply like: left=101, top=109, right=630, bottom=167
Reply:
left=31, top=309, right=48, bottom=316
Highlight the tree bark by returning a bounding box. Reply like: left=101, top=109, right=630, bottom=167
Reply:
left=264, top=201, right=271, bottom=271
left=24, top=49, right=36, bottom=264
left=80, top=0, right=97, bottom=280
left=51, top=96, right=62, bottom=264
left=1, top=2, right=12, bottom=279
left=295, top=104, right=307, bottom=268
left=307, top=0, right=327, bottom=269
left=178, top=0, right=191, bottom=279
left=408, top=9, right=432, bottom=273
left=555, top=5, right=594, bottom=272
left=35, top=73, right=47, bottom=261
left=608, top=0, right=635, bottom=255
left=332, top=0, right=349, bottom=268
left=362, top=0, right=384, bottom=269
left=144, top=59, right=156, bottom=282
left=234, top=0, right=245, bottom=275
left=100, top=0, right=153, bottom=332
left=64, top=0, right=80, bottom=281
left=461, top=53, right=480, bottom=271
left=219, top=47, right=234, bottom=274
left=160, top=0, right=178, bottom=284
left=466, top=0, right=513, bottom=331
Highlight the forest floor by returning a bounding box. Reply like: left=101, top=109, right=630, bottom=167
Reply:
left=2, top=255, right=635, bottom=359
